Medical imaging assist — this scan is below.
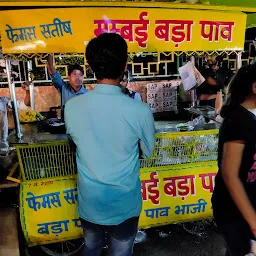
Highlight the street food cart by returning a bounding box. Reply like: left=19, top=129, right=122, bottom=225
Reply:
left=0, top=1, right=248, bottom=254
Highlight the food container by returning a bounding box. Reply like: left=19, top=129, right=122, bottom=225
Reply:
left=176, top=123, right=194, bottom=132
left=46, top=118, right=66, bottom=134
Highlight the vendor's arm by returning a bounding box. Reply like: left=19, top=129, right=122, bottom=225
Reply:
left=11, top=82, right=31, bottom=109
left=206, top=71, right=225, bottom=90
left=139, top=106, right=155, bottom=158
left=47, top=54, right=57, bottom=76
left=206, top=76, right=217, bottom=86
left=202, top=68, right=222, bottom=88
left=47, top=54, right=65, bottom=91
left=21, top=81, right=31, bottom=107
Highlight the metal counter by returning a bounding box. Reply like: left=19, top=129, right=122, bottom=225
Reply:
left=8, top=121, right=219, bottom=145
left=8, top=123, right=68, bottom=145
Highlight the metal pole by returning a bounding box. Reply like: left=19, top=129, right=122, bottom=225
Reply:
left=6, top=59, right=23, bottom=139
left=23, top=61, right=27, bottom=81
left=190, top=56, right=197, bottom=107
left=237, top=53, right=242, bottom=70
left=27, top=60, right=35, bottom=110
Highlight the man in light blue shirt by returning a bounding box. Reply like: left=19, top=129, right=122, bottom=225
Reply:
left=65, top=33, right=155, bottom=256
left=47, top=55, right=87, bottom=106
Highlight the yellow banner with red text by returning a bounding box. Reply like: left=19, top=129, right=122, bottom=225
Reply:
left=20, top=163, right=217, bottom=246
left=0, top=8, right=246, bottom=54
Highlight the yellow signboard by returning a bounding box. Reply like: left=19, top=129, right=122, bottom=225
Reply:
left=0, top=8, right=246, bottom=54
left=20, top=176, right=83, bottom=246
left=139, top=163, right=217, bottom=228
left=20, top=163, right=217, bottom=246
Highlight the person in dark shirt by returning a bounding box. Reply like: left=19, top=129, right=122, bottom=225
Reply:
left=212, top=64, right=256, bottom=255
left=120, top=71, right=142, bottom=101
left=197, top=56, right=233, bottom=107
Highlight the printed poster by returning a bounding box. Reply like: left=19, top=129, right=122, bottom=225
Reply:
left=147, top=81, right=180, bottom=113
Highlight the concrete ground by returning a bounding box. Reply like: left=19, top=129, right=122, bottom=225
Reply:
left=26, top=222, right=227, bottom=256
left=133, top=224, right=227, bottom=256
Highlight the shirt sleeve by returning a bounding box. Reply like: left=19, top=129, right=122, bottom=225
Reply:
left=134, top=92, right=142, bottom=102
left=50, top=71, right=65, bottom=92
left=139, top=106, right=155, bottom=158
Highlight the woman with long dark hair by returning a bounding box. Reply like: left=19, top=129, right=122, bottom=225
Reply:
left=212, top=64, right=256, bottom=255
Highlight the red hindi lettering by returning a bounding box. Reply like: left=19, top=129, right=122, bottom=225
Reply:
left=200, top=21, right=218, bottom=42
left=220, top=22, right=235, bottom=42
left=164, top=175, right=196, bottom=198
left=176, top=175, right=196, bottom=197
left=94, top=20, right=108, bottom=36
left=94, top=19, right=118, bottom=36
left=155, top=20, right=194, bottom=46
left=200, top=21, right=234, bottom=42
left=199, top=173, right=216, bottom=193
left=171, top=20, right=194, bottom=46
left=163, top=177, right=178, bottom=197
left=141, top=172, right=160, bottom=205
left=120, top=22, right=134, bottom=42
left=134, top=12, right=149, bottom=48
left=94, top=12, right=149, bottom=48
left=155, top=20, right=170, bottom=41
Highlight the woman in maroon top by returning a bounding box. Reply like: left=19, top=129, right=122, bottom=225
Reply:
left=212, top=64, right=256, bottom=255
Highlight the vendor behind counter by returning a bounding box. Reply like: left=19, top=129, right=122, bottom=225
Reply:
left=197, top=56, right=233, bottom=107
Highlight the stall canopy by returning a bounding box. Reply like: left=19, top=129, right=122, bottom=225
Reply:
left=0, top=6, right=247, bottom=56
left=1, top=0, right=256, bottom=12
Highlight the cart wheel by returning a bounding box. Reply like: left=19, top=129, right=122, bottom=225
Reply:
left=40, top=238, right=84, bottom=256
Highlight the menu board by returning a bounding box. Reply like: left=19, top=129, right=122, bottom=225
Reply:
left=147, top=81, right=180, bottom=113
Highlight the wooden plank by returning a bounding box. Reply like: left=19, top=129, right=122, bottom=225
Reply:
left=0, top=180, right=20, bottom=189
left=0, top=208, right=20, bottom=256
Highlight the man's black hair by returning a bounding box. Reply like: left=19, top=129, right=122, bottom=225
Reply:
left=86, top=33, right=128, bottom=80
left=68, top=64, right=84, bottom=76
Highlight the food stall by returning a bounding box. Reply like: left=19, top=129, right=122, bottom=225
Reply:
left=0, top=1, right=247, bottom=253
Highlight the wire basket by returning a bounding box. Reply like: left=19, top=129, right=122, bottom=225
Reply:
left=16, top=130, right=218, bottom=181
left=140, top=130, right=218, bottom=168
left=16, top=142, right=76, bottom=181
